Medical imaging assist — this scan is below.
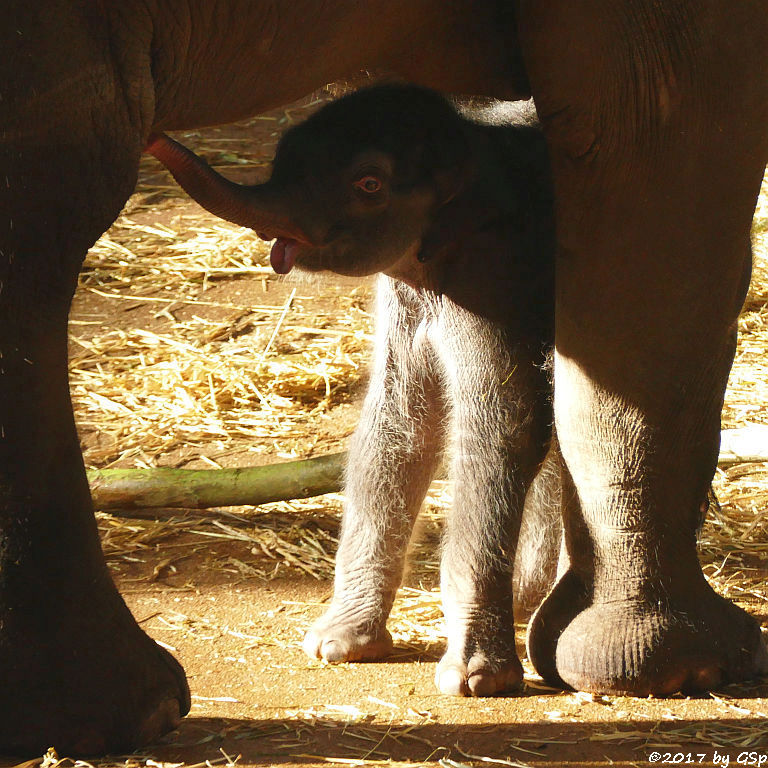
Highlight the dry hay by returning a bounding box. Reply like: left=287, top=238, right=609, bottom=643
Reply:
left=74, top=216, right=371, bottom=469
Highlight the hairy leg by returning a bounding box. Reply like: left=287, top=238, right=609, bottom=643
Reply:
left=436, top=302, right=550, bottom=695
left=519, top=0, right=768, bottom=693
left=513, top=438, right=564, bottom=620
left=0, top=14, right=189, bottom=754
left=304, top=277, right=446, bottom=662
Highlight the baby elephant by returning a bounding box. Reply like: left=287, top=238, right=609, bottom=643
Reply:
left=148, top=85, right=555, bottom=697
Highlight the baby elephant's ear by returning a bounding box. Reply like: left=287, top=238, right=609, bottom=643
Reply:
left=432, top=163, right=469, bottom=206
left=428, top=130, right=474, bottom=205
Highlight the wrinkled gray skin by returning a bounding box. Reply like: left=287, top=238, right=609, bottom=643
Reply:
left=150, top=87, right=560, bottom=697
left=2, top=0, right=768, bottom=756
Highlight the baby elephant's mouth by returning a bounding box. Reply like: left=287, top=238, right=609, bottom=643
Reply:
left=261, top=222, right=347, bottom=275
left=256, top=226, right=313, bottom=275
left=268, top=236, right=304, bottom=274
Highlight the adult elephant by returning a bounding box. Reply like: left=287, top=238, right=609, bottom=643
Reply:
left=1, top=0, right=766, bottom=756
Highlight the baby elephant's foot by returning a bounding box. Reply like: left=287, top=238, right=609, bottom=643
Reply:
left=436, top=651, right=523, bottom=696
left=303, top=602, right=393, bottom=662
left=436, top=607, right=523, bottom=696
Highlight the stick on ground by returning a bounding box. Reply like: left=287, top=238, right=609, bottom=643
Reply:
left=88, top=451, right=346, bottom=510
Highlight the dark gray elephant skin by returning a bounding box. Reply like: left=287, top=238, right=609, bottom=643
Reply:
left=1, top=0, right=767, bottom=756
left=149, top=84, right=556, bottom=697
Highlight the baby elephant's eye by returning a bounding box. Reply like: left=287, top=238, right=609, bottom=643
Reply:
left=353, top=175, right=382, bottom=193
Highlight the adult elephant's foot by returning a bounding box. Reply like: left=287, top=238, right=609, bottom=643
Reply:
left=527, top=570, right=768, bottom=695
left=0, top=583, right=190, bottom=756
left=436, top=602, right=523, bottom=696
left=303, top=602, right=394, bottom=662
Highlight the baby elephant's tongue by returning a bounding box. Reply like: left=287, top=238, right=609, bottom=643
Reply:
left=270, top=237, right=299, bottom=274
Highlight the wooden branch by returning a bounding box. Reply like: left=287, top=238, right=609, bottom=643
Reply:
left=88, top=451, right=346, bottom=511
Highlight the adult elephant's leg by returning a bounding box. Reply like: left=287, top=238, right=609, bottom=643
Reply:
left=0, top=93, right=189, bottom=759
left=519, top=1, right=768, bottom=693
left=304, top=278, right=446, bottom=662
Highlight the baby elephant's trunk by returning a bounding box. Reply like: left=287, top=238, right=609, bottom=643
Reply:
left=145, top=133, right=306, bottom=242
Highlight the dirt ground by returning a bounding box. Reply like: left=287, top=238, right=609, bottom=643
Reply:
left=103, top=545, right=768, bottom=768
left=5, top=93, right=767, bottom=768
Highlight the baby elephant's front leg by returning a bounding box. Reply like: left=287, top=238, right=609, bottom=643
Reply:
left=304, top=279, right=445, bottom=663
left=437, top=306, right=550, bottom=696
